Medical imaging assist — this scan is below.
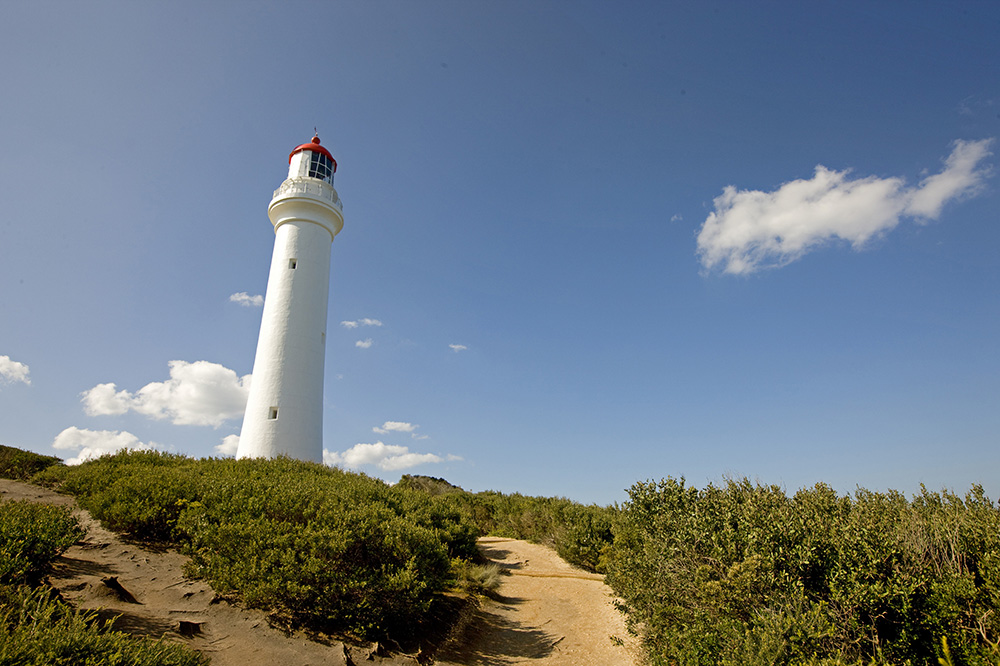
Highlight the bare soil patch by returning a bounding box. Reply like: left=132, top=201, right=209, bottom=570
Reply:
left=435, top=537, right=643, bottom=666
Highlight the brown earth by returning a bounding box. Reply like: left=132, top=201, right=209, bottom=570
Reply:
left=1, top=479, right=643, bottom=665
left=435, top=537, right=643, bottom=666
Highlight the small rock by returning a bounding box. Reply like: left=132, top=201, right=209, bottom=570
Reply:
left=367, top=641, right=390, bottom=659
left=101, top=576, right=141, bottom=604
left=178, top=620, right=203, bottom=637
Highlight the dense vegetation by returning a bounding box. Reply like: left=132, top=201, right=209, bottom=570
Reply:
left=0, top=585, right=206, bottom=666
left=399, top=474, right=616, bottom=573
left=0, top=493, right=204, bottom=665
left=606, top=478, right=1000, bottom=666
left=402, top=474, right=1000, bottom=665
left=33, top=452, right=480, bottom=643
left=0, top=444, right=60, bottom=481
left=0, top=500, right=82, bottom=586
left=5, top=447, right=1000, bottom=665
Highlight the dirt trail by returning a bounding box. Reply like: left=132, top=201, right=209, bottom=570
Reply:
left=435, top=537, right=643, bottom=666
left=2, top=479, right=643, bottom=665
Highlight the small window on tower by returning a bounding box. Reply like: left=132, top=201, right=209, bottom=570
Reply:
left=289, top=258, right=297, bottom=269
left=268, top=407, right=278, bottom=420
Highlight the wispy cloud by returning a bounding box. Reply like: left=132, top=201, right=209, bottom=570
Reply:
left=373, top=421, right=417, bottom=434
left=449, top=344, right=468, bottom=352
left=355, top=338, right=373, bottom=349
left=0, top=355, right=30, bottom=387
left=696, top=139, right=994, bottom=275
left=229, top=292, right=264, bottom=307
left=52, top=426, right=154, bottom=466
left=341, top=318, right=383, bottom=329
left=324, top=442, right=460, bottom=471
left=81, top=360, right=251, bottom=427
left=373, top=420, right=429, bottom=440
left=958, top=95, right=997, bottom=119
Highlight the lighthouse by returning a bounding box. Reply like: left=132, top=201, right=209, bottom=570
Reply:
left=237, top=135, right=343, bottom=463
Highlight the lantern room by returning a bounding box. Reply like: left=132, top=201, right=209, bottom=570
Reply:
left=288, top=135, right=337, bottom=184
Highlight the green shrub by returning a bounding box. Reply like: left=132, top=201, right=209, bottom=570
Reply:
left=606, top=478, right=1000, bottom=666
left=423, top=487, right=617, bottom=572
left=0, top=444, right=62, bottom=481
left=174, top=458, right=455, bottom=640
left=0, top=584, right=206, bottom=666
left=0, top=500, right=82, bottom=585
left=48, top=453, right=480, bottom=642
left=450, top=559, right=502, bottom=595
left=553, top=502, right=616, bottom=573
left=386, top=482, right=481, bottom=561
left=52, top=450, right=201, bottom=541
left=397, top=474, right=465, bottom=496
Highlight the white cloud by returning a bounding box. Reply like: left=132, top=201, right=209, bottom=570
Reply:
left=373, top=421, right=417, bottom=434
left=0, top=355, right=31, bottom=387
left=82, top=382, right=131, bottom=415
left=52, top=426, right=154, bottom=466
left=229, top=292, right=264, bottom=307
left=696, top=139, right=994, bottom=275
left=324, top=441, right=459, bottom=471
left=215, top=434, right=240, bottom=456
left=355, top=338, right=373, bottom=349
left=449, top=344, right=468, bottom=352
left=905, top=139, right=993, bottom=218
left=341, top=318, right=383, bottom=329
left=373, top=421, right=429, bottom=439
left=81, top=360, right=251, bottom=427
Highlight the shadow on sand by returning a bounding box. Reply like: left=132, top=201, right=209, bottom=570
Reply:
left=435, top=604, right=559, bottom=665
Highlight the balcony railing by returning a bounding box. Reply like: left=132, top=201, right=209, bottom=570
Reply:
left=272, top=179, right=343, bottom=212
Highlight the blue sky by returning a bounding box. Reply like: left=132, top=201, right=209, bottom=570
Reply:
left=1, top=2, right=997, bottom=505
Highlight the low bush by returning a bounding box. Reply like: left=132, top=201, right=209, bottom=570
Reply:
left=0, top=500, right=82, bottom=585
left=607, top=477, right=1000, bottom=666
left=450, top=559, right=503, bottom=596
left=0, top=584, right=206, bottom=666
left=48, top=452, right=480, bottom=642
left=48, top=450, right=200, bottom=541
left=174, top=457, right=458, bottom=640
left=0, top=444, right=61, bottom=480
left=0, top=481, right=203, bottom=665
left=397, top=474, right=465, bottom=496
left=418, top=485, right=617, bottom=573
left=552, top=501, right=615, bottom=573
left=400, top=475, right=620, bottom=577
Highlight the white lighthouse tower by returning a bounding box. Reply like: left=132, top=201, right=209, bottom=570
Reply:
left=237, top=135, right=343, bottom=463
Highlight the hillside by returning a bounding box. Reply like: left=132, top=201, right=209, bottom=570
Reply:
left=0, top=476, right=642, bottom=665
left=5, top=446, right=1000, bottom=665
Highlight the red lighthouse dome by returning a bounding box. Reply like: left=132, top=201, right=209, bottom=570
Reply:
left=289, top=135, right=337, bottom=172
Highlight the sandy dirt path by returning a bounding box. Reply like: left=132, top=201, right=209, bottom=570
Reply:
left=435, top=537, right=644, bottom=666
left=2, top=480, right=643, bottom=665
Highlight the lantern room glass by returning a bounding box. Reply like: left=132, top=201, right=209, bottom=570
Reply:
left=308, top=151, right=335, bottom=184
